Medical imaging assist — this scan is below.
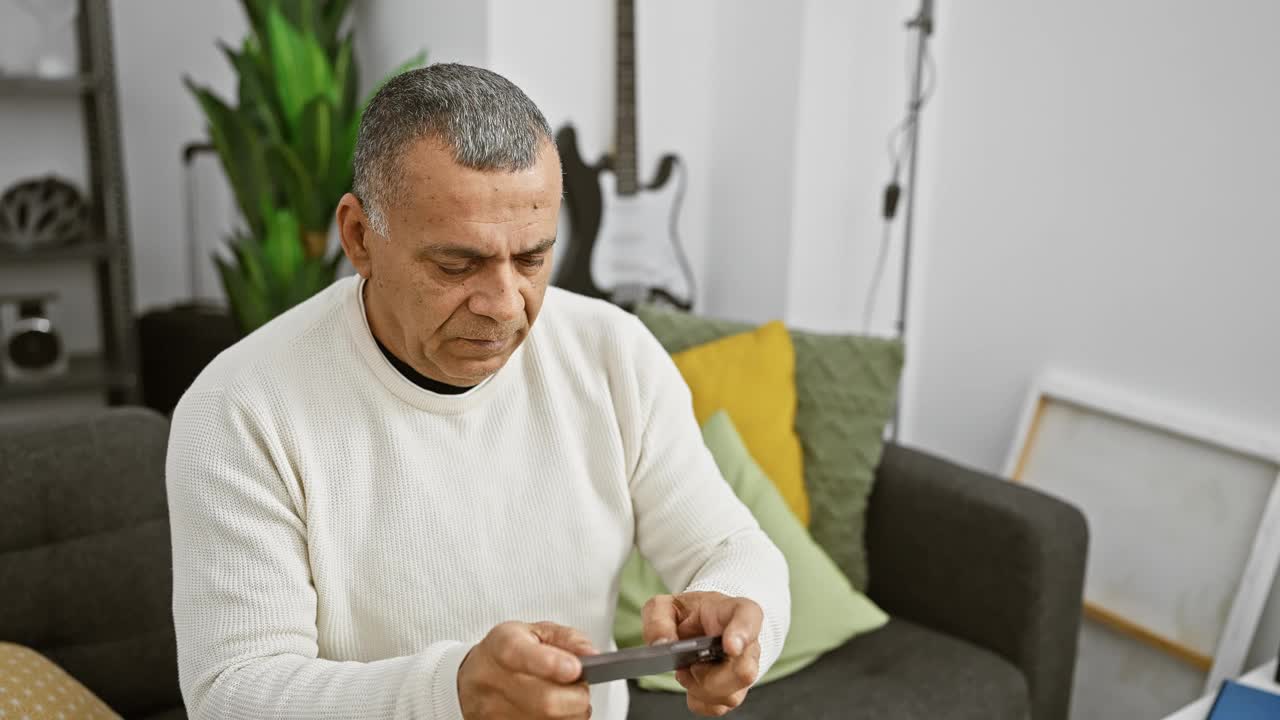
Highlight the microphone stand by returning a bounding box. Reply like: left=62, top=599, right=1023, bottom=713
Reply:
left=891, top=0, right=934, bottom=442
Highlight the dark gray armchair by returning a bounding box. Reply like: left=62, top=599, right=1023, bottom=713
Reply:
left=0, top=408, right=1086, bottom=720
left=627, top=445, right=1089, bottom=720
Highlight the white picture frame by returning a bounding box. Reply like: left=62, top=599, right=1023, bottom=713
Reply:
left=1003, top=369, right=1280, bottom=691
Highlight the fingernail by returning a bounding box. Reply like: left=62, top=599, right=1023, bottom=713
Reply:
left=650, top=636, right=673, bottom=646
left=730, top=633, right=746, bottom=653
left=561, top=658, right=578, bottom=676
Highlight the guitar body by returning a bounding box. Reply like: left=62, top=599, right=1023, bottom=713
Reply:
left=554, top=125, right=691, bottom=310
left=593, top=157, right=687, bottom=304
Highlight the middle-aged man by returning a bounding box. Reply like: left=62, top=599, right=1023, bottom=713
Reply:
left=166, top=63, right=789, bottom=720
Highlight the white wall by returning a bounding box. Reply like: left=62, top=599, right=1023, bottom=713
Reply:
left=112, top=0, right=247, bottom=310
left=797, top=0, right=1280, bottom=715
left=905, top=0, right=1280, bottom=473
left=701, top=0, right=805, bottom=323
left=784, top=0, right=917, bottom=335
left=355, top=0, right=485, bottom=93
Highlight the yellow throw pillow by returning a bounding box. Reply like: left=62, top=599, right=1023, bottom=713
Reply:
left=0, top=642, right=121, bottom=719
left=671, top=320, right=808, bottom=524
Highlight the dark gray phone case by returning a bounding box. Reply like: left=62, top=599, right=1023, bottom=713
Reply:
left=579, top=636, right=725, bottom=685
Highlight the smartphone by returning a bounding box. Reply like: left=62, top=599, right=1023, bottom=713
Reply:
left=578, top=635, right=725, bottom=685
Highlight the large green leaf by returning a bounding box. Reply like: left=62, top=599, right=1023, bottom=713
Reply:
left=185, top=81, right=273, bottom=237
left=265, top=142, right=326, bottom=232
left=215, top=248, right=273, bottom=333
left=221, top=40, right=284, bottom=143
left=260, top=207, right=304, bottom=287
left=228, top=229, right=267, bottom=295
left=332, top=33, right=357, bottom=122
left=319, top=0, right=351, bottom=52
left=268, top=4, right=335, bottom=135
left=296, top=97, right=335, bottom=184
left=238, top=0, right=270, bottom=45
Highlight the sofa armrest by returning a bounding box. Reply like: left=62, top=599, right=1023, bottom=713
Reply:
left=864, top=444, right=1088, bottom=720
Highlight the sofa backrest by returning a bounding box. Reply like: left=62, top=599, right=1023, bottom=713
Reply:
left=0, top=406, right=183, bottom=716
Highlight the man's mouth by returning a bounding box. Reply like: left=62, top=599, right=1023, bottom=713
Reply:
left=459, top=337, right=508, bottom=352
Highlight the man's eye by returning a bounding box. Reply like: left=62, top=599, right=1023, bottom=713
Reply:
left=517, top=256, right=545, bottom=269
left=438, top=264, right=470, bottom=276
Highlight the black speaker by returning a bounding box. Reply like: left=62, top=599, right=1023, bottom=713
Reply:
left=0, top=293, right=67, bottom=383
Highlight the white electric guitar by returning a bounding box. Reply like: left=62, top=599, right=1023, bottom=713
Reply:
left=552, top=0, right=696, bottom=311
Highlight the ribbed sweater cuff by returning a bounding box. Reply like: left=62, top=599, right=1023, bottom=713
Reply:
left=427, top=642, right=472, bottom=720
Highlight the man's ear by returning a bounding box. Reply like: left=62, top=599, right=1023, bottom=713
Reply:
left=337, top=193, right=376, bottom=278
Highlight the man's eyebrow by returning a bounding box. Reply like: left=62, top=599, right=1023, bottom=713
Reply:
left=417, top=237, right=557, bottom=260
left=418, top=244, right=487, bottom=260
left=516, top=237, right=557, bottom=256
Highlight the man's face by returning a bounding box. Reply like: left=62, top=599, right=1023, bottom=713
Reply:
left=341, top=137, right=562, bottom=386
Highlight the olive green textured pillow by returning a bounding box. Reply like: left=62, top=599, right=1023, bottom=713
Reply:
left=635, top=305, right=904, bottom=592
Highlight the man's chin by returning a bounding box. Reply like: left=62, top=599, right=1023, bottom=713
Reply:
left=441, top=348, right=515, bottom=385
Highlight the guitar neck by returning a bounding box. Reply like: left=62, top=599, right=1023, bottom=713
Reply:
left=615, top=0, right=639, bottom=195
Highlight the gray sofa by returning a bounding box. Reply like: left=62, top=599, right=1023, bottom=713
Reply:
left=0, top=407, right=1087, bottom=719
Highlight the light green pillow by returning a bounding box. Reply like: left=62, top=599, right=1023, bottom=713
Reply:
left=614, top=411, right=889, bottom=691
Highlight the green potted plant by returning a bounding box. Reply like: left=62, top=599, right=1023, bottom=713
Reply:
left=186, top=0, right=423, bottom=333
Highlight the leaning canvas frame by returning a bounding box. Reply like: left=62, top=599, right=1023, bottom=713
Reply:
left=1003, top=369, right=1280, bottom=691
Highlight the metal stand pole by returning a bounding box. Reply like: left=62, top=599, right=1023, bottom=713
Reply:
left=891, top=0, right=934, bottom=442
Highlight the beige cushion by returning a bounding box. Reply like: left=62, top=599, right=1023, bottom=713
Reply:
left=0, top=642, right=121, bottom=719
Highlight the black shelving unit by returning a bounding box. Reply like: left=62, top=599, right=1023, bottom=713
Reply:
left=0, top=1, right=138, bottom=406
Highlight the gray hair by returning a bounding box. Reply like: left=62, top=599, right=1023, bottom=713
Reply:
left=351, top=63, right=556, bottom=237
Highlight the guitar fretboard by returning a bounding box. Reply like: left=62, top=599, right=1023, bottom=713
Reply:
left=615, top=0, right=639, bottom=195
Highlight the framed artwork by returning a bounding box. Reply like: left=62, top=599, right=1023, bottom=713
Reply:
left=1003, top=369, right=1280, bottom=691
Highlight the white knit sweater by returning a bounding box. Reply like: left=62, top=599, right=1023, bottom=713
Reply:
left=166, top=276, right=790, bottom=720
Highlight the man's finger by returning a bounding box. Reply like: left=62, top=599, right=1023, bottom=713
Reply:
left=531, top=621, right=599, bottom=656
left=716, top=599, right=763, bottom=656
left=677, top=610, right=704, bottom=638
left=687, top=694, right=734, bottom=718
left=641, top=594, right=680, bottom=646
left=688, top=649, right=759, bottom=699
left=491, top=625, right=583, bottom=683
left=504, top=671, right=592, bottom=718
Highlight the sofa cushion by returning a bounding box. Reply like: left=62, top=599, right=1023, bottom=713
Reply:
left=635, top=306, right=904, bottom=591
left=0, top=642, right=122, bottom=719
left=0, top=408, right=183, bottom=717
left=670, top=322, right=809, bottom=523
left=624, top=618, right=1030, bottom=720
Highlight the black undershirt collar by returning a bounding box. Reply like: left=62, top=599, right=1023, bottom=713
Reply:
left=374, top=338, right=475, bottom=395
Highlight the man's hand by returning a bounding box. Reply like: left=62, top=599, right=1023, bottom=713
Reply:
left=642, top=591, right=764, bottom=717
left=458, top=621, right=597, bottom=719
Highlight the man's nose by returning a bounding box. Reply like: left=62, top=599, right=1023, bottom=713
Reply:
left=466, top=261, right=525, bottom=324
